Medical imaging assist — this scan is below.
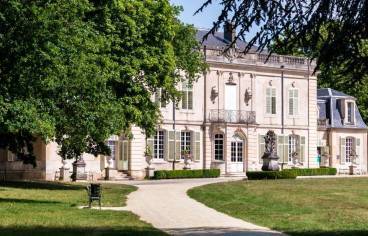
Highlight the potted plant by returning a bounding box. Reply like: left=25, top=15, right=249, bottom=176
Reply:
left=182, top=147, right=192, bottom=170
left=291, top=151, right=299, bottom=166
left=144, top=146, right=154, bottom=178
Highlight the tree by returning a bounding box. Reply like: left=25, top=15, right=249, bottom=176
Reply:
left=197, top=0, right=368, bottom=83
left=0, top=0, right=206, bottom=163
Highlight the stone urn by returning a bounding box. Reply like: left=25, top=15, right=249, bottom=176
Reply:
left=261, top=130, right=280, bottom=171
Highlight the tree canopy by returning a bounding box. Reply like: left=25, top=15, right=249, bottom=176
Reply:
left=198, top=0, right=367, bottom=82
left=0, top=0, right=206, bottom=163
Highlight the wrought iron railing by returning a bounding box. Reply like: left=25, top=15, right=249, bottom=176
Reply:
left=209, top=110, right=256, bottom=124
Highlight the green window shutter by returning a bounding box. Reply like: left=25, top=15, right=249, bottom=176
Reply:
left=271, top=88, right=276, bottom=114
left=147, top=135, right=154, bottom=159
left=340, top=137, right=346, bottom=164
left=266, top=88, right=271, bottom=114
left=294, top=90, right=299, bottom=115
left=283, top=136, right=289, bottom=163
left=188, top=91, right=193, bottom=110
left=122, top=141, right=129, bottom=161
left=259, top=135, right=265, bottom=164
left=277, top=135, right=284, bottom=163
left=167, top=131, right=175, bottom=161
left=355, top=138, right=360, bottom=164
left=192, top=132, right=201, bottom=161
left=175, top=131, right=181, bottom=160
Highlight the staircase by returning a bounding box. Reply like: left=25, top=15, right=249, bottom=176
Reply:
left=222, top=172, right=247, bottom=178
left=114, top=171, right=133, bottom=181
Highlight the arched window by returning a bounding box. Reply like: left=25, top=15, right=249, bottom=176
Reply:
left=214, top=134, right=224, bottom=161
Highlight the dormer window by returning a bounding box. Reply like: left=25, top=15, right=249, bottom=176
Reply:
left=347, top=102, right=354, bottom=124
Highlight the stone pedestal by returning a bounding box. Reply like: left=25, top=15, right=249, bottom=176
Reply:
left=72, top=159, right=86, bottom=181
left=59, top=167, right=70, bottom=181
left=261, top=156, right=280, bottom=171
left=105, top=167, right=110, bottom=180
left=145, top=167, right=155, bottom=178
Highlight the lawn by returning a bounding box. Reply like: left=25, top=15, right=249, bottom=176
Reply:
left=188, top=178, right=368, bottom=236
left=0, top=181, right=165, bottom=236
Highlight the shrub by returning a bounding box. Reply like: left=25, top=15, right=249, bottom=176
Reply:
left=283, top=168, right=337, bottom=176
left=246, top=170, right=297, bottom=180
left=153, top=169, right=220, bottom=179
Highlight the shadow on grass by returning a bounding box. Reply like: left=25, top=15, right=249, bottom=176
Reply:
left=0, top=226, right=165, bottom=236
left=286, top=231, right=368, bottom=236
left=0, top=198, right=61, bottom=204
left=0, top=181, right=84, bottom=190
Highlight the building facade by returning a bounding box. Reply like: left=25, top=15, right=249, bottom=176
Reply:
left=1, top=27, right=366, bottom=180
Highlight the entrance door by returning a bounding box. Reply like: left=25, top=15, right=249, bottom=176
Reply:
left=225, top=84, right=237, bottom=122
left=117, top=141, right=129, bottom=171
left=228, top=135, right=244, bottom=173
left=107, top=140, right=116, bottom=169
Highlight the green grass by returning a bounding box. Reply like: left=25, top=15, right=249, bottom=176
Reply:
left=0, top=181, right=165, bottom=236
left=188, top=178, right=368, bottom=236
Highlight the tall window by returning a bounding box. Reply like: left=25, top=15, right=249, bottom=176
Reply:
left=345, top=137, right=353, bottom=163
left=154, top=89, right=166, bottom=108
left=266, top=87, right=276, bottom=114
left=182, top=81, right=193, bottom=110
left=107, top=141, right=116, bottom=160
left=154, top=131, right=165, bottom=159
left=288, top=89, right=299, bottom=116
left=288, top=135, right=297, bottom=162
left=231, top=135, right=243, bottom=162
left=180, top=131, right=191, bottom=159
left=214, top=134, right=224, bottom=161
left=347, top=102, right=354, bottom=124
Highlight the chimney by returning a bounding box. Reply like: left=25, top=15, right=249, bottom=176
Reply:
left=224, top=21, right=236, bottom=44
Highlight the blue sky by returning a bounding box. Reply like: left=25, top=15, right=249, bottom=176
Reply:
left=170, top=0, right=256, bottom=40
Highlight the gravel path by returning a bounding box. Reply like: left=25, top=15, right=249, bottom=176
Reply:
left=124, top=178, right=285, bottom=236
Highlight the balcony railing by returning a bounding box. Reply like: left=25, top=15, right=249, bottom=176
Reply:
left=209, top=109, right=256, bottom=124
left=317, top=118, right=329, bottom=128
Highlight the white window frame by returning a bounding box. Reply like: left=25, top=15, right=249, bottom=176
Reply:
left=346, top=102, right=354, bottom=124
left=288, top=88, right=299, bottom=116
left=345, top=137, right=353, bottom=163
left=107, top=140, right=116, bottom=161
left=214, top=133, right=224, bottom=161
left=288, top=135, right=297, bottom=163
left=180, top=131, right=191, bottom=159
left=181, top=81, right=193, bottom=110
left=153, top=130, right=165, bottom=159
left=266, top=87, right=277, bottom=115
left=231, top=135, right=243, bottom=162
left=155, top=89, right=167, bottom=109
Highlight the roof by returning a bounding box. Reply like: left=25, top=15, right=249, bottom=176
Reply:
left=196, top=29, right=258, bottom=52
left=317, top=88, right=366, bottom=129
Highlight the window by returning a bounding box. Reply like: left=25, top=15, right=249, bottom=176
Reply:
left=107, top=141, right=116, bottom=160
left=154, top=131, right=165, bottom=159
left=288, top=89, right=299, bottom=116
left=154, top=89, right=166, bottom=108
left=347, top=102, right=354, bottom=124
left=345, top=137, right=353, bottom=163
left=214, top=134, right=224, bottom=161
left=231, top=135, right=243, bottom=162
left=180, top=131, right=191, bottom=159
left=288, top=135, right=297, bottom=163
left=266, top=87, right=276, bottom=114
left=182, top=81, right=193, bottom=110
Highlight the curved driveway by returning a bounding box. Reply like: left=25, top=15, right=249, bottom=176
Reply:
left=124, top=178, right=285, bottom=236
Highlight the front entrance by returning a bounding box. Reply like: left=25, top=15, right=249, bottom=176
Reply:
left=228, top=135, right=244, bottom=173
left=117, top=140, right=129, bottom=171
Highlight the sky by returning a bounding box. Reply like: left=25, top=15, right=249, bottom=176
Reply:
left=170, top=0, right=257, bottom=40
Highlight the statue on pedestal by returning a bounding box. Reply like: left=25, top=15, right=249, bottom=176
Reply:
left=262, top=130, right=280, bottom=171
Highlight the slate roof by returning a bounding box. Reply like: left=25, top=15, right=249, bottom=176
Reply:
left=196, top=29, right=258, bottom=52
left=317, top=88, right=366, bottom=129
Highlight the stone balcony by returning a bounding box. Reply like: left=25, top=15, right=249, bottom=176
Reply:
left=205, top=48, right=315, bottom=71
left=209, top=109, right=256, bottom=124
left=317, top=118, right=329, bottom=129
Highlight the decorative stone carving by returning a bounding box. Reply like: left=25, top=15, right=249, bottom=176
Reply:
left=261, top=130, right=280, bottom=171
left=210, top=86, right=218, bottom=104
left=244, top=89, right=252, bottom=106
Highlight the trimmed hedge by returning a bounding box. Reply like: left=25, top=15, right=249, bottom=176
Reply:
left=246, top=170, right=297, bottom=180
left=153, top=169, right=220, bottom=179
left=284, top=168, right=337, bottom=176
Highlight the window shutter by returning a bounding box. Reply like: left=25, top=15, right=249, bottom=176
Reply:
left=271, top=88, right=276, bottom=114
left=283, top=136, right=289, bottom=163
left=167, top=131, right=175, bottom=161
left=266, top=88, right=271, bottom=114
left=294, top=90, right=299, bottom=115
left=355, top=138, right=360, bottom=164
left=175, top=131, right=181, bottom=160
left=182, top=91, right=187, bottom=109
left=259, top=135, right=265, bottom=164
left=188, top=91, right=193, bottom=110
left=147, top=137, right=156, bottom=158
left=277, top=135, right=284, bottom=163
left=192, top=132, right=201, bottom=161
left=340, top=137, right=346, bottom=164
left=122, top=141, right=129, bottom=161
left=300, top=136, right=305, bottom=163
left=289, top=90, right=293, bottom=115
